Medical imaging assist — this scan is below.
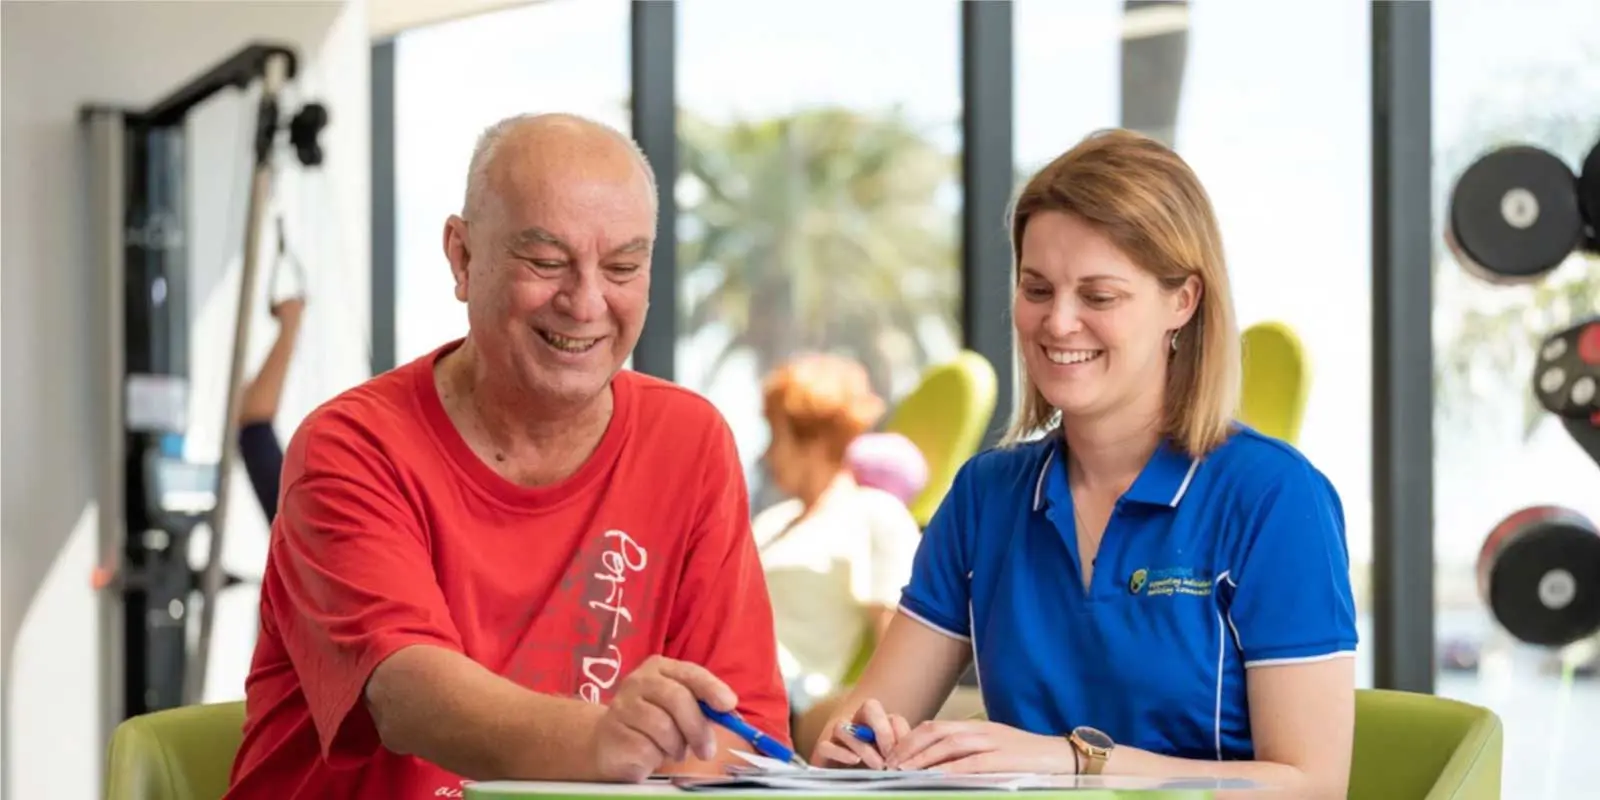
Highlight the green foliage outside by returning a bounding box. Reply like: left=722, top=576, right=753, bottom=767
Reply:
left=675, top=106, right=961, bottom=402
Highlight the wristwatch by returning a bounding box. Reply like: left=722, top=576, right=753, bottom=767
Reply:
left=1067, top=726, right=1114, bottom=775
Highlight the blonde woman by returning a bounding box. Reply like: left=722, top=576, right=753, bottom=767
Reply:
left=810, top=130, right=1358, bottom=800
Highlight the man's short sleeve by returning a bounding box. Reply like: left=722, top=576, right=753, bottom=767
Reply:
left=663, top=418, right=790, bottom=744
left=896, top=463, right=974, bottom=641
left=1223, top=459, right=1359, bottom=667
left=266, top=436, right=464, bottom=764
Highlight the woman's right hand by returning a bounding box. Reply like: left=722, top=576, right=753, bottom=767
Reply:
left=810, top=698, right=911, bottom=769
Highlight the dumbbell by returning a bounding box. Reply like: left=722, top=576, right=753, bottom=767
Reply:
left=1532, top=316, right=1600, bottom=470
left=1481, top=319, right=1600, bottom=648
left=1447, top=139, right=1600, bottom=284
left=1478, top=505, right=1600, bottom=648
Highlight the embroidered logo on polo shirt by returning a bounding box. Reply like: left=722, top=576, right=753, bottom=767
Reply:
left=1133, top=566, right=1212, bottom=598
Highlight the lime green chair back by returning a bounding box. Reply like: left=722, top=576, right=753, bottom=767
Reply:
left=1351, top=689, right=1502, bottom=800
left=1239, top=320, right=1310, bottom=445
left=881, top=350, right=998, bottom=527
left=106, top=701, right=245, bottom=800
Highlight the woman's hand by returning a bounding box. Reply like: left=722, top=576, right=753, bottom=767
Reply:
left=886, top=720, right=1078, bottom=774
left=810, top=699, right=911, bottom=770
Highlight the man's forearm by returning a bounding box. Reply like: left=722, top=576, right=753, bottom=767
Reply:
left=365, top=644, right=606, bottom=781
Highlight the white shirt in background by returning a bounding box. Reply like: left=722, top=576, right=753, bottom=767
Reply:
left=752, top=486, right=922, bottom=696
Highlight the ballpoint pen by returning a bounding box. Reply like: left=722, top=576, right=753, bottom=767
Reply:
left=698, top=700, right=809, bottom=769
left=843, top=723, right=877, bottom=745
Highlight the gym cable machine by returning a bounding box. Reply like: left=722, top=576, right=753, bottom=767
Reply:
left=82, top=42, right=328, bottom=736
left=1447, top=134, right=1600, bottom=651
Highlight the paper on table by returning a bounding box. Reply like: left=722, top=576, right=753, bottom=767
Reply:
left=676, top=774, right=1046, bottom=793
left=681, top=773, right=1265, bottom=793
left=706, top=752, right=1056, bottom=792
left=723, top=748, right=934, bottom=780
left=706, top=754, right=1266, bottom=793
left=727, top=751, right=940, bottom=780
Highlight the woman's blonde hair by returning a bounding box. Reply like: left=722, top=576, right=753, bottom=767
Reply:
left=762, top=354, right=887, bottom=464
left=1001, top=129, right=1241, bottom=457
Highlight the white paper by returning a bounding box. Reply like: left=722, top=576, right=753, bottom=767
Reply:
left=694, top=754, right=1266, bottom=793
left=727, top=752, right=937, bottom=780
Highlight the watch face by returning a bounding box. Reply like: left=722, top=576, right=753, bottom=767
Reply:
left=1075, top=726, right=1114, bottom=749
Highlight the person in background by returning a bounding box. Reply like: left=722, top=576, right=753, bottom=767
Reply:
left=225, top=113, right=788, bottom=800
left=752, top=355, right=923, bottom=730
left=235, top=294, right=304, bottom=523
left=810, top=129, right=1358, bottom=800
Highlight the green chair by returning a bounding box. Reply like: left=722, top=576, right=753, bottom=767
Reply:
left=105, top=701, right=245, bottom=800
left=1238, top=320, right=1310, bottom=445
left=1350, top=689, right=1503, bottom=800
left=881, top=350, right=998, bottom=528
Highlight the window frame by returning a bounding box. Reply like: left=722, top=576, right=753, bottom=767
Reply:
left=369, top=0, right=1437, bottom=692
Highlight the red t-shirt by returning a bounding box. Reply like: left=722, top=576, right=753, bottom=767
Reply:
left=225, top=341, right=788, bottom=799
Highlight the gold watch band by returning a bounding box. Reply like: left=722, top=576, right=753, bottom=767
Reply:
left=1080, top=747, right=1107, bottom=775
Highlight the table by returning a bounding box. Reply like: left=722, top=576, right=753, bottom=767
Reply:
left=464, top=776, right=1270, bottom=800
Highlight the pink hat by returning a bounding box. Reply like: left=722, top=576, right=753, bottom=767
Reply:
left=845, top=432, right=929, bottom=507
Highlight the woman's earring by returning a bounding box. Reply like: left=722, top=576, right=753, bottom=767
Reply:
left=1170, top=330, right=1180, bottom=352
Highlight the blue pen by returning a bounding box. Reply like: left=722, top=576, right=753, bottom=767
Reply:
left=843, top=723, right=877, bottom=745
left=698, top=700, right=808, bottom=768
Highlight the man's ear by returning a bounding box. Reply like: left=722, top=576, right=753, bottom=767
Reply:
left=443, top=215, right=471, bottom=303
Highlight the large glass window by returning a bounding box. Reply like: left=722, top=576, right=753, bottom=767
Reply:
left=675, top=0, right=963, bottom=506
left=1015, top=0, right=1374, bottom=678
left=392, top=0, right=631, bottom=365
left=1432, top=2, right=1600, bottom=795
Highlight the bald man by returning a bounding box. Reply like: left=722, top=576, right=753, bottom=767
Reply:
left=225, top=114, right=788, bottom=799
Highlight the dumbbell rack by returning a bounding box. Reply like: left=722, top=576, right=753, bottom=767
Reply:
left=1450, top=135, right=1600, bottom=650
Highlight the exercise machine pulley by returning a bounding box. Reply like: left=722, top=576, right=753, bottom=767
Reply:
left=1448, top=134, right=1600, bottom=649
left=82, top=42, right=329, bottom=738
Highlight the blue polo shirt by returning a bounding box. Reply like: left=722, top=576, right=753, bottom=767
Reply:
left=897, top=426, right=1358, bottom=762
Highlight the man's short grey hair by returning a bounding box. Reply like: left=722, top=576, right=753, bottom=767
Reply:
left=461, top=112, right=658, bottom=219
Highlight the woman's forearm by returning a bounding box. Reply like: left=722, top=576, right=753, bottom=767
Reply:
left=1105, top=746, right=1338, bottom=800
left=848, top=614, right=971, bottom=724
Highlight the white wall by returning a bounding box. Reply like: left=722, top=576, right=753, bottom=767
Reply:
left=0, top=1, right=372, bottom=797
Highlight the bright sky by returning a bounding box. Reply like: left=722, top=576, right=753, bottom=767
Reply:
left=392, top=0, right=1600, bottom=573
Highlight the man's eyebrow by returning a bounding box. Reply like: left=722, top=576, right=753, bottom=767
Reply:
left=511, top=227, right=571, bottom=253
left=610, top=236, right=653, bottom=255
left=511, top=228, right=652, bottom=257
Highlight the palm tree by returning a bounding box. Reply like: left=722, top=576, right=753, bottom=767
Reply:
left=675, top=106, right=960, bottom=404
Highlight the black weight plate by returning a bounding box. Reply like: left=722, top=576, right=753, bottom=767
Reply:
left=1449, top=145, right=1583, bottom=284
left=1486, top=519, right=1600, bottom=647
left=1580, top=140, right=1600, bottom=248
left=1531, top=315, right=1600, bottom=420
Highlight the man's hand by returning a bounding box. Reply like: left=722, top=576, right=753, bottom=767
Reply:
left=885, top=719, right=1077, bottom=774
left=589, top=656, right=739, bottom=782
